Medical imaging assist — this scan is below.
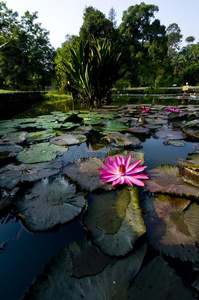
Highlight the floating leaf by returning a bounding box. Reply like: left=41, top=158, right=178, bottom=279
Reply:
left=177, top=153, right=199, bottom=170
left=26, top=131, right=55, bottom=142
left=182, top=127, right=199, bottom=140
left=163, top=140, right=185, bottom=147
left=17, top=142, right=68, bottom=163
left=142, top=194, right=199, bottom=261
left=127, top=126, right=150, bottom=134
left=145, top=164, right=199, bottom=198
left=103, top=132, right=140, bottom=147
left=0, top=145, right=23, bottom=159
left=50, top=134, right=87, bottom=146
left=15, top=177, right=85, bottom=231
left=24, top=241, right=146, bottom=299
left=84, top=186, right=146, bottom=256
left=102, top=120, right=128, bottom=134
left=62, top=157, right=111, bottom=191
left=128, top=255, right=193, bottom=299
left=145, top=117, right=168, bottom=125
left=155, top=130, right=186, bottom=140
left=181, top=167, right=199, bottom=188
left=0, top=132, right=27, bottom=144
left=0, top=187, right=19, bottom=210
left=0, top=161, right=62, bottom=189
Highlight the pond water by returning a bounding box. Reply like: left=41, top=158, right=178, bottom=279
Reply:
left=0, top=94, right=199, bottom=300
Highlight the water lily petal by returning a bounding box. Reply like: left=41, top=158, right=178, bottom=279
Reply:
left=127, top=176, right=145, bottom=186
left=115, top=155, right=120, bottom=167
left=124, top=155, right=131, bottom=169
left=126, top=160, right=142, bottom=172
left=119, top=156, right=124, bottom=165
left=126, top=166, right=147, bottom=175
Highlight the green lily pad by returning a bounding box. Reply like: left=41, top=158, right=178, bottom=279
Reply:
left=128, top=255, right=193, bottom=299
left=0, top=132, right=27, bottom=144
left=71, top=125, right=92, bottom=134
left=0, top=145, right=23, bottom=158
left=0, top=161, right=62, bottom=189
left=145, top=164, right=199, bottom=198
left=52, top=122, right=80, bottom=131
left=50, top=134, right=87, bottom=146
left=24, top=241, right=146, bottom=299
left=164, top=140, right=186, bottom=147
left=15, top=177, right=85, bottom=231
left=17, top=142, right=68, bottom=163
left=155, top=130, right=186, bottom=140
left=142, top=194, right=199, bottom=261
left=84, top=186, right=146, bottom=256
left=177, top=153, right=199, bottom=171
left=102, top=120, right=128, bottom=134
left=103, top=132, right=140, bottom=147
left=26, top=131, right=55, bottom=142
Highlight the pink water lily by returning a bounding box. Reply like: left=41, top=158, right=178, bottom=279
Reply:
left=98, top=155, right=149, bottom=187
left=165, top=107, right=180, bottom=113
left=141, top=107, right=150, bottom=113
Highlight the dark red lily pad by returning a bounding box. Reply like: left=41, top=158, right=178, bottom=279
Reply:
left=145, top=164, right=199, bottom=198
left=142, top=194, right=199, bottom=261
left=155, top=130, right=186, bottom=140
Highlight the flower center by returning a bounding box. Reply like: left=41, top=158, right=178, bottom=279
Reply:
left=119, top=164, right=126, bottom=175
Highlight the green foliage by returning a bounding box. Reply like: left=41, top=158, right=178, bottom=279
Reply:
left=61, top=38, right=126, bottom=103
left=0, top=2, right=55, bottom=90
left=182, top=64, right=199, bottom=85
left=79, top=6, right=118, bottom=43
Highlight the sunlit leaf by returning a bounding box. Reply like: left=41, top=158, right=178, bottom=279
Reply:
left=84, top=186, right=146, bottom=256
left=177, top=153, right=199, bottom=170
left=182, top=127, right=199, bottom=139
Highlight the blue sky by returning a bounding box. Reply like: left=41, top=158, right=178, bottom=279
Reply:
left=4, top=0, right=199, bottom=49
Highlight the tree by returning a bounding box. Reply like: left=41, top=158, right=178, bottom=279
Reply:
left=119, top=2, right=167, bottom=87
left=166, top=23, right=182, bottom=58
left=54, top=35, right=80, bottom=92
left=0, top=2, right=55, bottom=90
left=185, top=36, right=195, bottom=44
left=79, top=6, right=119, bottom=43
